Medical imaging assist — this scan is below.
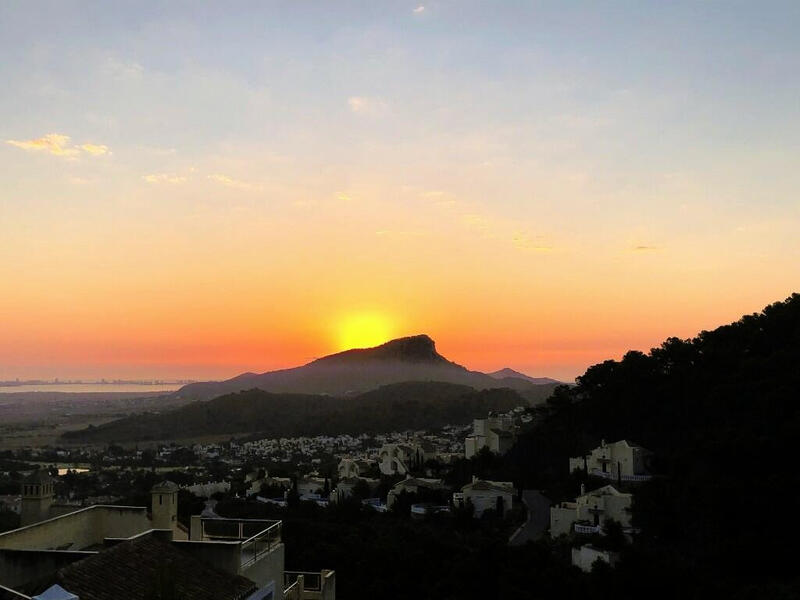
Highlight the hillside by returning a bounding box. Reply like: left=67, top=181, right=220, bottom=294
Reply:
left=62, top=381, right=539, bottom=443
left=173, top=335, right=555, bottom=400
left=500, top=293, right=800, bottom=597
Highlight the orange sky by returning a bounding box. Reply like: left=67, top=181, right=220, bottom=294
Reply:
left=1, top=4, right=799, bottom=382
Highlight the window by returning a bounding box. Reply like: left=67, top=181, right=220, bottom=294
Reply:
left=160, top=494, right=163, bottom=505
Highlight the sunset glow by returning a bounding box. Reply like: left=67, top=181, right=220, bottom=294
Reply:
left=0, top=3, right=798, bottom=383
left=336, top=313, right=397, bottom=352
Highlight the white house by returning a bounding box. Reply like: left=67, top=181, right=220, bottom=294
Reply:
left=569, top=439, right=652, bottom=481
left=452, top=477, right=514, bottom=518
left=331, top=477, right=379, bottom=503
left=337, top=458, right=374, bottom=479
left=378, top=442, right=433, bottom=476
left=464, top=414, right=515, bottom=458
left=550, top=484, right=633, bottom=537
left=386, top=477, right=446, bottom=509
left=571, top=544, right=619, bottom=572
left=295, top=477, right=328, bottom=497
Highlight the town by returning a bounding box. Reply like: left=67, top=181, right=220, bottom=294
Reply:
left=0, top=402, right=656, bottom=599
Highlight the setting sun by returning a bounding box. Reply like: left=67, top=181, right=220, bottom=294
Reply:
left=337, top=313, right=396, bottom=351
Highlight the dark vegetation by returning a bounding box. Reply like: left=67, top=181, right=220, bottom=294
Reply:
left=499, top=293, right=800, bottom=597
left=63, top=382, right=546, bottom=443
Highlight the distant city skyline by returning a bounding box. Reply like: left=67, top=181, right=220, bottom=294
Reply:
left=2, top=2, right=798, bottom=382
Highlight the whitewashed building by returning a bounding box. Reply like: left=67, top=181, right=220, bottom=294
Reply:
left=452, top=477, right=514, bottom=517
left=550, top=484, right=633, bottom=537
left=464, top=414, right=515, bottom=458
left=569, top=439, right=652, bottom=482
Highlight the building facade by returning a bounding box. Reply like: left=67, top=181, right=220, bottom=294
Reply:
left=568, top=439, right=651, bottom=481
left=550, top=484, right=633, bottom=537
left=464, top=415, right=515, bottom=458
left=452, top=477, right=514, bottom=518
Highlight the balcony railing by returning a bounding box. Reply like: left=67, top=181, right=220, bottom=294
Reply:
left=199, top=517, right=282, bottom=568
left=590, top=469, right=652, bottom=482
left=574, top=523, right=602, bottom=534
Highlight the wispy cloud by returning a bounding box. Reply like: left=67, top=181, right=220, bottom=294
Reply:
left=7, top=133, right=110, bottom=158
left=143, top=173, right=187, bottom=184
left=208, top=173, right=261, bottom=191
left=413, top=5, right=425, bottom=13
left=632, top=245, right=658, bottom=252
left=347, top=96, right=389, bottom=116
left=79, top=143, right=110, bottom=156
left=7, top=134, right=79, bottom=157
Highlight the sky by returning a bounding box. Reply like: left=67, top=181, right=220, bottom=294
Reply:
left=1, top=1, right=799, bottom=382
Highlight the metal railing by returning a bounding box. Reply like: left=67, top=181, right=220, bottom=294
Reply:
left=199, top=517, right=282, bottom=568
left=0, top=584, right=31, bottom=600
left=241, top=521, right=282, bottom=567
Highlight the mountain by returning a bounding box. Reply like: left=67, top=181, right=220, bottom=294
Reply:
left=174, top=335, right=555, bottom=400
left=62, top=382, right=531, bottom=444
left=488, top=368, right=561, bottom=385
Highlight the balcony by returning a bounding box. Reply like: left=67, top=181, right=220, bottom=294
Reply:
left=193, top=517, right=282, bottom=568
left=574, top=523, right=602, bottom=534
left=285, top=570, right=336, bottom=600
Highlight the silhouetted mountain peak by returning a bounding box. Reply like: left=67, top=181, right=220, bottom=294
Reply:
left=308, top=334, right=449, bottom=366
left=173, top=334, right=558, bottom=399
left=487, top=368, right=561, bottom=385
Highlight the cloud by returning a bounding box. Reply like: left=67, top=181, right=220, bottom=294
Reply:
left=207, top=173, right=261, bottom=191
left=347, top=96, right=388, bottom=116
left=7, top=133, right=79, bottom=157
left=142, top=173, right=187, bottom=184
left=79, top=143, right=110, bottom=156
left=632, top=245, right=658, bottom=251
left=6, top=133, right=110, bottom=158
left=413, top=5, right=425, bottom=13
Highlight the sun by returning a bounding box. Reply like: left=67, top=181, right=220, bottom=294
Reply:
left=337, top=312, right=396, bottom=350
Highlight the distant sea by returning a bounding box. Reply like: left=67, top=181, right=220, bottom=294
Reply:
left=0, top=383, right=183, bottom=393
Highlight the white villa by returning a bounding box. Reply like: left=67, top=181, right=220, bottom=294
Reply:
left=464, top=414, right=515, bottom=459
left=550, top=484, right=633, bottom=537
left=452, top=477, right=514, bottom=518
left=377, top=441, right=434, bottom=476
left=337, top=458, right=374, bottom=479
left=569, top=439, right=652, bottom=482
